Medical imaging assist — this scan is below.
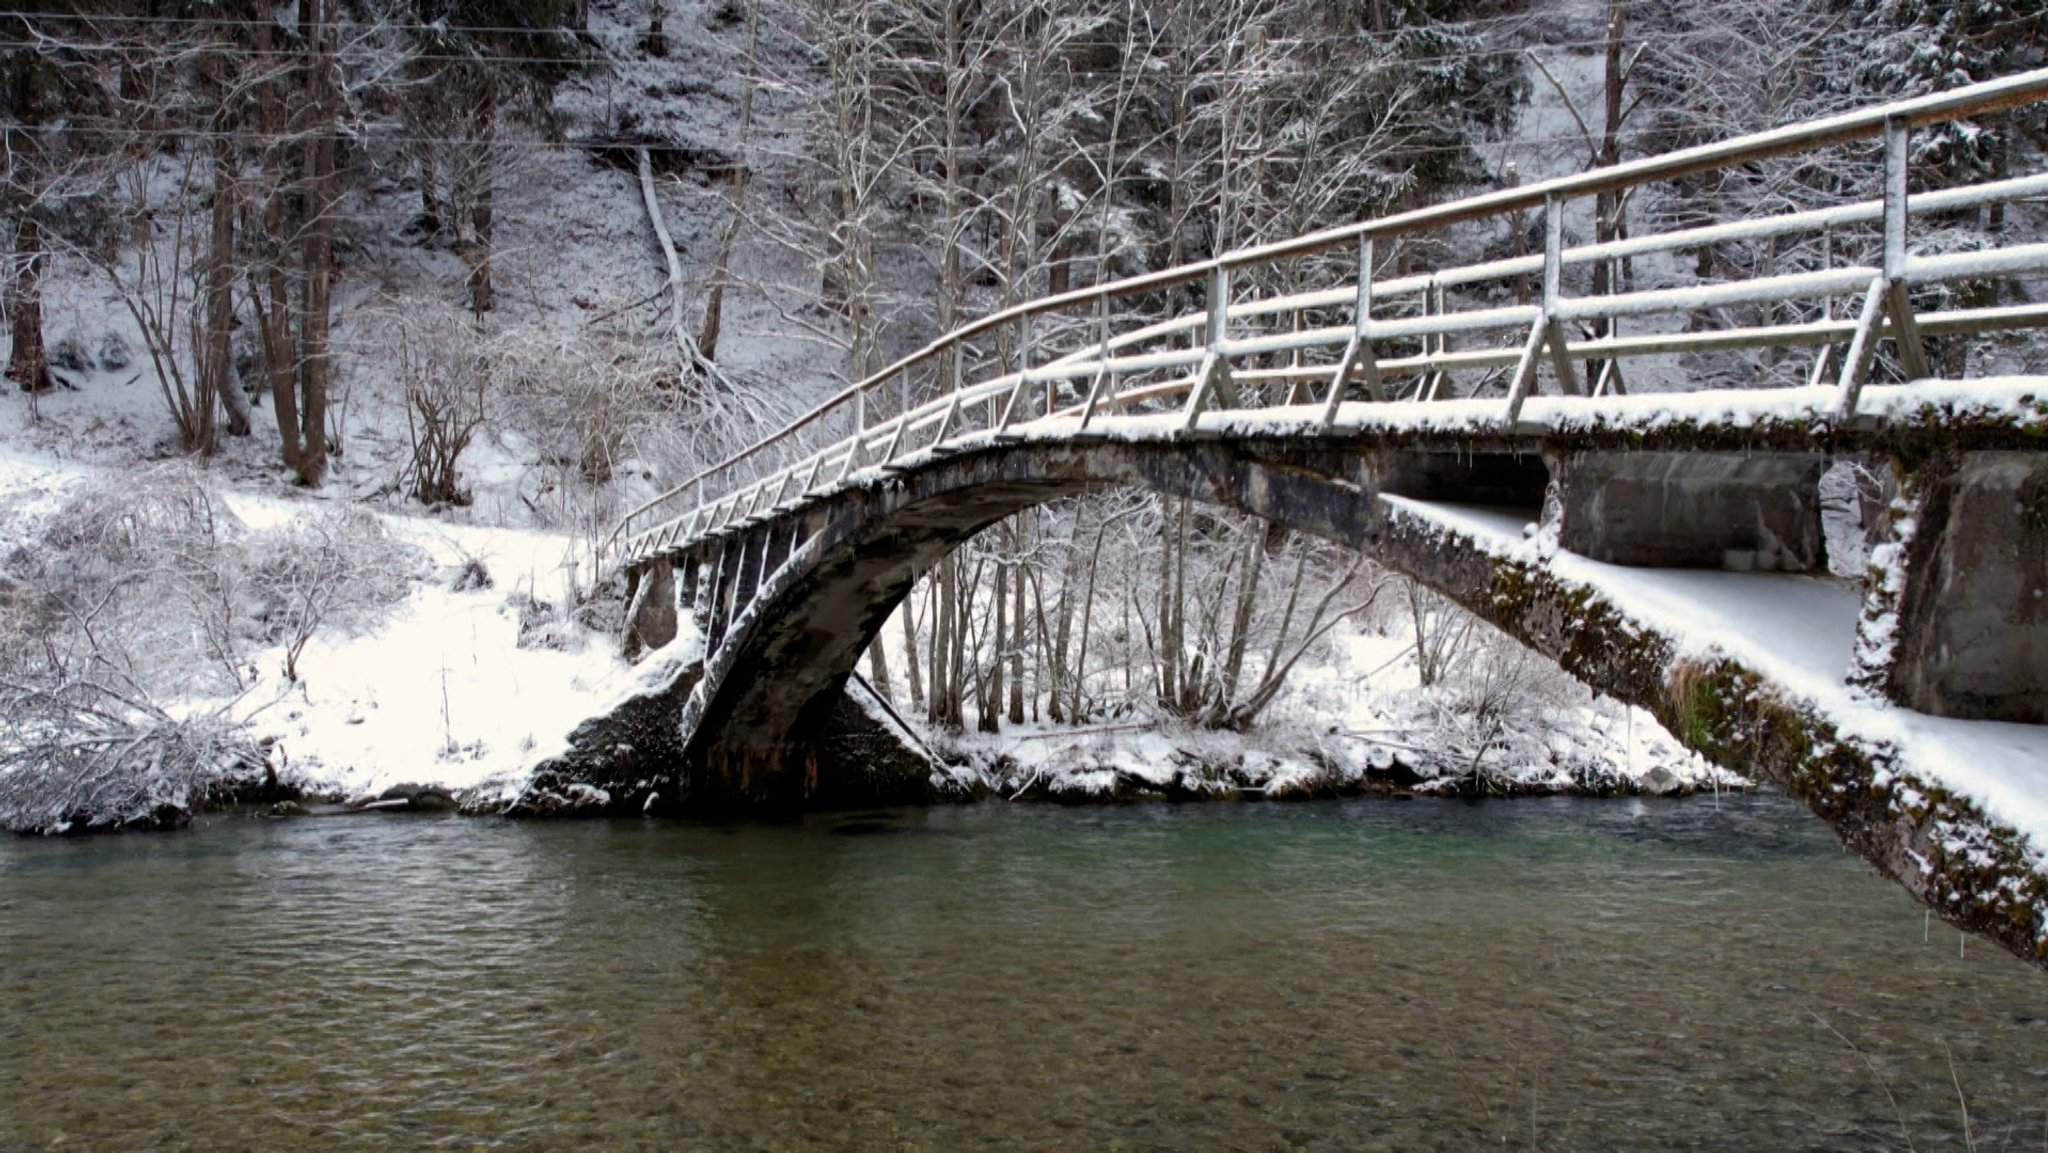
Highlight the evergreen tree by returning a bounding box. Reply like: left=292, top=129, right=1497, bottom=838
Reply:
left=1849, top=0, right=2048, bottom=184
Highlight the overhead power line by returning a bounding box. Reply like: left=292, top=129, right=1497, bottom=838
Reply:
left=0, top=22, right=1846, bottom=74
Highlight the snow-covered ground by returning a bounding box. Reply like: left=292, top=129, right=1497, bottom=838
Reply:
left=0, top=415, right=1723, bottom=818
left=947, top=623, right=1732, bottom=803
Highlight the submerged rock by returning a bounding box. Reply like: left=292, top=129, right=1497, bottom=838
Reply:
left=348, top=783, right=460, bottom=813
left=1638, top=766, right=1684, bottom=796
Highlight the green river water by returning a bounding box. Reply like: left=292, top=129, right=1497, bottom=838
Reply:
left=1, top=793, right=2044, bottom=1151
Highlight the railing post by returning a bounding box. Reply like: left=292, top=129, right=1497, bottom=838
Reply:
left=1504, top=196, right=1570, bottom=424
left=1207, top=263, right=1229, bottom=349
left=1323, top=234, right=1384, bottom=425
left=1282, top=308, right=1305, bottom=405
left=838, top=390, right=868, bottom=480
left=1807, top=226, right=1837, bottom=387
left=1882, top=115, right=1931, bottom=382
left=1542, top=194, right=1580, bottom=394
left=1022, top=310, right=1047, bottom=418
left=1883, top=114, right=1911, bottom=282
left=878, top=404, right=911, bottom=467
left=1841, top=115, right=1930, bottom=416
left=1032, top=312, right=1058, bottom=419
left=1078, top=289, right=1113, bottom=430
left=1421, top=276, right=1448, bottom=401
left=994, top=313, right=1034, bottom=433
left=872, top=364, right=913, bottom=467
left=1181, top=263, right=1236, bottom=430
left=933, top=341, right=964, bottom=446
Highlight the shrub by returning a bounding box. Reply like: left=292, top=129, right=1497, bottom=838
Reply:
left=246, top=508, right=420, bottom=683
left=390, top=304, right=491, bottom=506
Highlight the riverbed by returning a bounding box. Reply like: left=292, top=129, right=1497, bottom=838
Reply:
left=2, top=794, right=2043, bottom=1150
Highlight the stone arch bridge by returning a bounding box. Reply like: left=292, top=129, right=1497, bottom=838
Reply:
left=533, top=73, right=2048, bottom=969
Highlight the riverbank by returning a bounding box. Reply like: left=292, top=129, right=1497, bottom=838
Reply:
left=0, top=449, right=1732, bottom=834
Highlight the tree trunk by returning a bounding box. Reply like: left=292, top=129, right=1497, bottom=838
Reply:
left=1157, top=496, right=1178, bottom=708
left=949, top=556, right=970, bottom=728
left=254, top=204, right=304, bottom=471
left=5, top=54, right=50, bottom=395
left=1591, top=0, right=1629, bottom=387
left=928, top=560, right=952, bottom=726
left=249, top=12, right=305, bottom=472
left=1046, top=501, right=1086, bottom=723
left=982, top=552, right=1007, bottom=733
left=866, top=635, right=893, bottom=705
left=1170, top=497, right=1190, bottom=713
left=698, top=3, right=757, bottom=360
left=420, top=151, right=444, bottom=241
left=1217, top=522, right=1273, bottom=716
left=294, top=0, right=338, bottom=485
left=204, top=139, right=247, bottom=439
left=1070, top=516, right=1111, bottom=723
left=901, top=598, right=924, bottom=712
left=1007, top=521, right=1027, bottom=725
left=467, top=88, right=496, bottom=317
left=7, top=216, right=52, bottom=394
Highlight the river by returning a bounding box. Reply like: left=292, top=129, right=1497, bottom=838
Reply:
left=1, top=793, right=2044, bottom=1150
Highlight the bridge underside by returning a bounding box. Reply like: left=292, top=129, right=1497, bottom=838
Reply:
left=569, top=404, right=2048, bottom=969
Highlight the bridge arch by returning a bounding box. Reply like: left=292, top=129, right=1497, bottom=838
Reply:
left=672, top=439, right=1397, bottom=800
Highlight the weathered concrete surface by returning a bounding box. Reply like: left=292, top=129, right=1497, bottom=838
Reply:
left=1885, top=451, right=2048, bottom=723
left=1554, top=451, right=1827, bottom=571
left=620, top=557, right=677, bottom=661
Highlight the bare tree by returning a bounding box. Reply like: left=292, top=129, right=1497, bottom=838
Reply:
left=392, top=0, right=581, bottom=317
left=97, top=148, right=229, bottom=454
left=390, top=303, right=491, bottom=506
left=697, top=0, right=761, bottom=361
left=240, top=0, right=349, bottom=485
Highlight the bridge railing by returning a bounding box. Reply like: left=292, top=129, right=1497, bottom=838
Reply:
left=611, top=67, right=2048, bottom=570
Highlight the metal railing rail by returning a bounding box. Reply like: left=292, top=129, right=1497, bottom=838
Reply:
left=610, top=67, right=2048, bottom=570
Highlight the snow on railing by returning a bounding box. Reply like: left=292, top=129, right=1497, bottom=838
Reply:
left=609, top=67, right=2048, bottom=572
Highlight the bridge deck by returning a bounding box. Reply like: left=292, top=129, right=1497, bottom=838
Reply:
left=619, top=379, right=2048, bottom=568
left=1391, top=496, right=2048, bottom=858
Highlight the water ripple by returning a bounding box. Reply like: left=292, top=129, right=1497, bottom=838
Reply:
left=1, top=796, right=2044, bottom=1151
